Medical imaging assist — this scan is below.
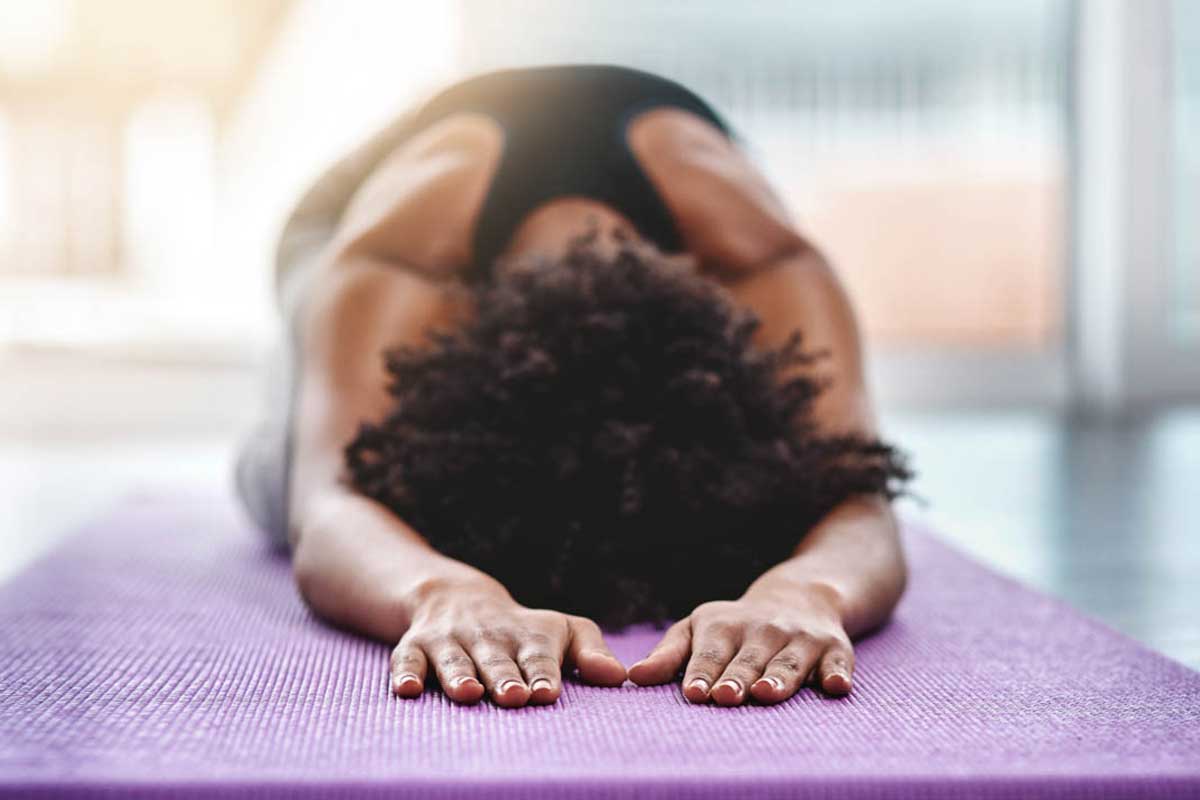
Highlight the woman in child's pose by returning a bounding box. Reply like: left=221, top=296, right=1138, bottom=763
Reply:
left=235, top=64, right=910, bottom=709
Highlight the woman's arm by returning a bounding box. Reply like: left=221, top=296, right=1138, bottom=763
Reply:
left=628, top=112, right=907, bottom=703
left=629, top=246, right=907, bottom=704
left=282, top=115, right=628, bottom=707
left=287, top=256, right=625, bottom=707
left=286, top=258, right=478, bottom=638
left=720, top=244, right=907, bottom=635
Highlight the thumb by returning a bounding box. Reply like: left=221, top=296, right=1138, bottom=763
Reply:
left=565, top=615, right=627, bottom=687
left=627, top=618, right=691, bottom=686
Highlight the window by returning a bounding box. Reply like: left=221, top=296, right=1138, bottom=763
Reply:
left=458, top=0, right=1071, bottom=354
left=124, top=94, right=217, bottom=294
left=1171, top=0, right=1200, bottom=345
left=0, top=111, right=11, bottom=257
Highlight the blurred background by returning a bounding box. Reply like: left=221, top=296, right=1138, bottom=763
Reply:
left=0, top=1, right=1196, bottom=664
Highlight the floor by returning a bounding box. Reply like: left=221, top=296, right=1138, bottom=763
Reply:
left=886, top=409, right=1200, bottom=670
left=1, top=403, right=1197, bottom=671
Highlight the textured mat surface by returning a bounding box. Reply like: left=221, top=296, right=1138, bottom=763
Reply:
left=1, top=492, right=1198, bottom=799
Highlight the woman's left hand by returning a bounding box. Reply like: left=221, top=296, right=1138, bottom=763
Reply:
left=627, top=581, right=855, bottom=705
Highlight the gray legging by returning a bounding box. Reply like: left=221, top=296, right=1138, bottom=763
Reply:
left=232, top=261, right=309, bottom=552
left=233, top=340, right=296, bottom=552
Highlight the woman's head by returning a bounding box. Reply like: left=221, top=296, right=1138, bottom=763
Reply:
left=345, top=228, right=910, bottom=628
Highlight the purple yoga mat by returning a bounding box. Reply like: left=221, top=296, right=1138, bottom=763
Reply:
left=1, top=492, right=1198, bottom=799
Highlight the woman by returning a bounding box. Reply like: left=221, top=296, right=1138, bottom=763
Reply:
left=235, top=64, right=910, bottom=710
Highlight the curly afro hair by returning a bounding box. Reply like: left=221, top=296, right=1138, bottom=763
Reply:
left=345, top=229, right=911, bottom=629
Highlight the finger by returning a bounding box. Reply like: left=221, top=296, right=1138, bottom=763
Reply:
left=815, top=642, right=855, bottom=696
left=628, top=619, right=692, bottom=686
left=516, top=632, right=564, bottom=705
left=750, top=637, right=826, bottom=704
left=565, top=616, right=626, bottom=687
left=390, top=641, right=427, bottom=698
left=681, top=623, right=738, bottom=704
left=467, top=637, right=530, bottom=708
left=428, top=637, right=485, bottom=704
left=713, top=626, right=788, bottom=706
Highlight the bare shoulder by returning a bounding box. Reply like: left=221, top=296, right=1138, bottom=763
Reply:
left=626, top=108, right=807, bottom=275
left=332, top=112, right=504, bottom=278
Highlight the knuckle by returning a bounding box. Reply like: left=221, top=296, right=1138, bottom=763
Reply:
left=477, top=653, right=516, bottom=670
left=436, top=651, right=473, bottom=670
left=827, top=647, right=854, bottom=668
left=769, top=654, right=804, bottom=674
left=732, top=647, right=768, bottom=668
left=825, top=639, right=851, bottom=656
left=422, top=629, right=456, bottom=647
left=519, top=630, right=555, bottom=649
left=790, top=629, right=816, bottom=646
left=691, top=647, right=728, bottom=666
left=749, top=621, right=787, bottom=642
left=400, top=629, right=434, bottom=648
left=390, top=648, right=423, bottom=668
left=519, top=652, right=560, bottom=671
left=465, top=624, right=513, bottom=646
left=694, top=600, right=734, bottom=617
left=791, top=629, right=830, bottom=650
left=816, top=634, right=842, bottom=651
left=698, top=619, right=737, bottom=639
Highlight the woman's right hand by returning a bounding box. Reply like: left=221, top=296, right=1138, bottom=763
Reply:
left=390, top=576, right=627, bottom=707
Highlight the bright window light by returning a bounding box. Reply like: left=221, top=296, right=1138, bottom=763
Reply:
left=0, top=0, right=70, bottom=75
left=0, top=111, right=11, bottom=254
left=123, top=93, right=217, bottom=296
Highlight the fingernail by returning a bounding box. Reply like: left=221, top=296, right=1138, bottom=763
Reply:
left=450, top=676, right=479, bottom=690
left=716, top=679, right=742, bottom=696
left=498, top=679, right=526, bottom=695
left=393, top=674, right=421, bottom=690
left=753, top=676, right=782, bottom=692
left=530, top=678, right=553, bottom=694
left=687, top=677, right=709, bottom=695
left=824, top=672, right=851, bottom=691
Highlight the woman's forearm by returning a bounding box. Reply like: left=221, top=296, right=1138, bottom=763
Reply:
left=285, top=254, right=487, bottom=641
left=742, top=494, right=907, bottom=638
left=629, top=492, right=905, bottom=700
left=291, top=487, right=505, bottom=643
left=722, top=245, right=904, bottom=637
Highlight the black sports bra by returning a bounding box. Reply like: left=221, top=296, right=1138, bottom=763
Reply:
left=398, top=64, right=736, bottom=279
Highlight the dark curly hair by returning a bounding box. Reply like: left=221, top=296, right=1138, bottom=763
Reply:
left=345, top=229, right=911, bottom=628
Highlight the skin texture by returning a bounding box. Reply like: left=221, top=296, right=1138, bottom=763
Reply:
left=287, top=107, right=907, bottom=707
